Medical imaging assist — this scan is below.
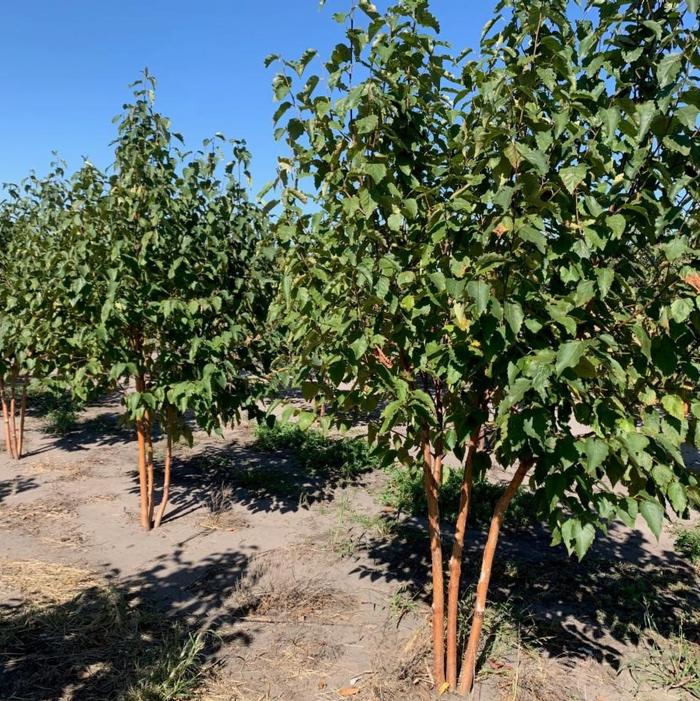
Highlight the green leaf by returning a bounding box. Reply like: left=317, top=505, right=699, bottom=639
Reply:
left=351, top=336, right=368, bottom=360
left=652, top=464, right=673, bottom=489
left=667, top=482, right=687, bottom=515
left=560, top=165, right=587, bottom=194
left=635, top=102, right=656, bottom=141
left=297, top=411, right=316, bottom=431
left=555, top=341, right=587, bottom=376
left=356, top=114, right=379, bottom=134
left=504, top=301, right=524, bottom=335
left=515, top=143, right=549, bottom=176
left=657, top=53, right=682, bottom=88
left=606, top=214, right=625, bottom=239
left=403, top=198, right=418, bottom=219
left=365, top=163, right=387, bottom=184
left=670, top=299, right=693, bottom=323
left=453, top=302, right=469, bottom=331
left=639, top=499, right=664, bottom=539
left=596, top=268, right=614, bottom=298
left=574, top=521, right=596, bottom=560
left=467, top=280, right=490, bottom=316
left=584, top=437, right=608, bottom=472
left=661, top=394, right=686, bottom=420
left=388, top=212, right=403, bottom=231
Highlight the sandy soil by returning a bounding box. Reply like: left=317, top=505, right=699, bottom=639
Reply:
left=0, top=393, right=698, bottom=701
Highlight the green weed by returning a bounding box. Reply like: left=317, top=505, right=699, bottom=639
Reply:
left=675, top=524, right=700, bottom=566
left=379, top=464, right=537, bottom=530
left=255, top=422, right=380, bottom=479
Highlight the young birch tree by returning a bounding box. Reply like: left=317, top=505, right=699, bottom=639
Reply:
left=10, top=74, right=273, bottom=529
left=270, top=0, right=699, bottom=693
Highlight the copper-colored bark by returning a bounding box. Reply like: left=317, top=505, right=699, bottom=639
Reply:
left=135, top=373, right=151, bottom=530
left=1, top=380, right=14, bottom=458
left=153, top=407, right=174, bottom=529
left=445, top=427, right=481, bottom=688
left=458, top=459, right=533, bottom=695
left=422, top=436, right=446, bottom=688
left=17, top=384, right=26, bottom=459
left=145, top=409, right=155, bottom=525
left=9, top=380, right=17, bottom=460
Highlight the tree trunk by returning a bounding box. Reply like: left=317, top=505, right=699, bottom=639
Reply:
left=17, top=383, right=27, bottom=459
left=445, top=426, right=481, bottom=689
left=458, top=458, right=533, bottom=695
left=153, top=407, right=174, bottom=529
left=136, top=418, right=151, bottom=530
left=1, top=380, right=14, bottom=458
left=9, top=379, right=17, bottom=460
left=145, top=410, right=155, bottom=526
left=422, top=436, right=446, bottom=688
left=135, top=373, right=151, bottom=530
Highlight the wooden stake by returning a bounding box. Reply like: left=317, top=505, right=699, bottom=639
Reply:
left=458, top=459, right=533, bottom=695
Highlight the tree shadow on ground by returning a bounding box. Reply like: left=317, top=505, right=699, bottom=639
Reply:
left=42, top=412, right=137, bottom=453
left=139, top=439, right=373, bottom=524
left=352, top=516, right=700, bottom=673
left=0, top=547, right=256, bottom=701
left=0, top=476, right=39, bottom=504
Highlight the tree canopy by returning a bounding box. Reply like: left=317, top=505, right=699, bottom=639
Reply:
left=270, top=0, right=699, bottom=691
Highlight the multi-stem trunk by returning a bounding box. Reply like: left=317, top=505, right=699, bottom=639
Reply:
left=445, top=427, right=481, bottom=689
left=17, top=383, right=27, bottom=460
left=153, top=406, right=174, bottom=529
left=458, top=458, right=534, bottom=695
left=421, top=436, right=446, bottom=688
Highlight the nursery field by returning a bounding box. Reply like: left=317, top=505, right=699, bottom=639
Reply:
left=1, top=1, right=699, bottom=699
left=1, top=395, right=699, bottom=701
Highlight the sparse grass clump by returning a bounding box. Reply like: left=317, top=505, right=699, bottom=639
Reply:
left=675, top=524, right=700, bottom=566
left=628, top=618, right=700, bottom=699
left=380, top=464, right=537, bottom=530
left=388, top=586, right=421, bottom=623
left=255, top=421, right=380, bottom=479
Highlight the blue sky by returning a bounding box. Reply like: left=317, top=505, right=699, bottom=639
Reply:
left=0, top=1, right=498, bottom=193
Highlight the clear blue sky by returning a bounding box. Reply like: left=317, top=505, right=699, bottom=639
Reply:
left=0, top=1, right=498, bottom=193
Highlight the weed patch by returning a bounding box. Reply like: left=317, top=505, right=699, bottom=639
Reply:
left=255, top=422, right=380, bottom=479
left=380, top=464, right=537, bottom=530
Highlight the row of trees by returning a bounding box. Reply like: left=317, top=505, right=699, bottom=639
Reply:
left=2, top=0, right=699, bottom=694
left=0, top=73, right=275, bottom=529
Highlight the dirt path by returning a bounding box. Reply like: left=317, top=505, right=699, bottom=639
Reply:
left=1, top=395, right=698, bottom=700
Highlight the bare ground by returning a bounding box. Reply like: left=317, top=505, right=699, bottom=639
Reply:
left=0, top=393, right=698, bottom=701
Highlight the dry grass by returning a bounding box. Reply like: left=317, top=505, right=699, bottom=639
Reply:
left=0, top=558, right=99, bottom=604
left=0, top=558, right=211, bottom=701
left=199, top=483, right=249, bottom=532
left=26, top=458, right=95, bottom=481
left=252, top=572, right=354, bottom=621
left=365, top=624, right=433, bottom=700
left=235, top=556, right=356, bottom=622
left=273, top=629, right=343, bottom=678
left=0, top=496, right=85, bottom=547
